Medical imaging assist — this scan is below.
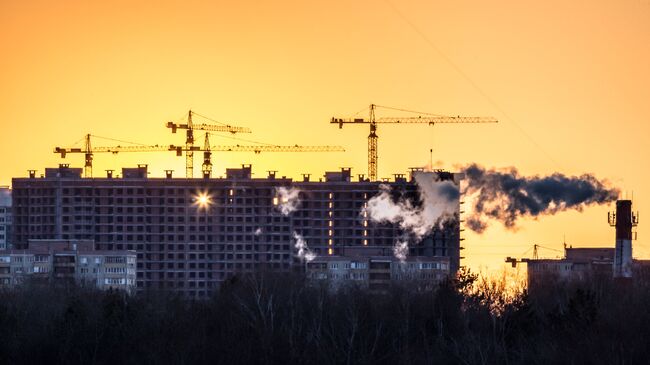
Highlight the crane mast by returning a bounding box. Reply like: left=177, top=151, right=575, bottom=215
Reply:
left=202, top=132, right=212, bottom=178
left=186, top=110, right=194, bottom=179
left=84, top=134, right=92, bottom=178
left=368, top=105, right=378, bottom=183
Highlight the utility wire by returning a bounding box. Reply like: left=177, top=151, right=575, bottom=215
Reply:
left=383, top=0, right=562, bottom=169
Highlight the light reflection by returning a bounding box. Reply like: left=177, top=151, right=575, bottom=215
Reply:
left=193, top=191, right=212, bottom=209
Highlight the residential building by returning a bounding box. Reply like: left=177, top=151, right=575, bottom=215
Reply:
left=0, top=186, right=11, bottom=250
left=0, top=239, right=136, bottom=293
left=11, top=164, right=462, bottom=297
left=306, top=255, right=450, bottom=291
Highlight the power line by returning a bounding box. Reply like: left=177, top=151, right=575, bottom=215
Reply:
left=383, top=0, right=563, bottom=169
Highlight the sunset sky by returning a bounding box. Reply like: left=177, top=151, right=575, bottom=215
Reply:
left=1, top=0, right=648, bottom=273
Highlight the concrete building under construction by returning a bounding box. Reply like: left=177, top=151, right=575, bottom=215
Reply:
left=11, top=164, right=462, bottom=297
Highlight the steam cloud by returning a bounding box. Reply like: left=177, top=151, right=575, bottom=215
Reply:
left=463, top=163, right=620, bottom=233
left=393, top=241, right=409, bottom=262
left=254, top=228, right=263, bottom=236
left=363, top=172, right=460, bottom=261
left=275, top=187, right=301, bottom=215
left=293, top=231, right=316, bottom=263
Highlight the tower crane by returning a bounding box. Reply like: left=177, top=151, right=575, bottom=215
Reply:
left=54, top=134, right=345, bottom=178
left=166, top=110, right=252, bottom=178
left=54, top=134, right=173, bottom=177
left=185, top=132, right=346, bottom=178
left=331, top=104, right=498, bottom=181
left=505, top=244, right=564, bottom=267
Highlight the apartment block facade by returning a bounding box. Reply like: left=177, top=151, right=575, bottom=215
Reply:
left=0, top=239, right=136, bottom=293
left=305, top=255, right=451, bottom=291
left=11, top=164, right=461, bottom=297
left=0, top=187, right=11, bottom=250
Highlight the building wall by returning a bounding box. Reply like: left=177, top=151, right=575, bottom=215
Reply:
left=11, top=165, right=461, bottom=297
left=526, top=248, right=618, bottom=287
left=0, top=187, right=11, bottom=250
left=306, top=256, right=450, bottom=291
left=0, top=239, right=136, bottom=293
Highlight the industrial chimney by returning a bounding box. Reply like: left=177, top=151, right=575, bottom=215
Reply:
left=609, top=200, right=639, bottom=278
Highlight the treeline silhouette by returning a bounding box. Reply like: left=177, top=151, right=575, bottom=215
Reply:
left=1, top=270, right=649, bottom=365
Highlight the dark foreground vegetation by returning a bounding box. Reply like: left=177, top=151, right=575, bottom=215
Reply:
left=1, top=271, right=650, bottom=365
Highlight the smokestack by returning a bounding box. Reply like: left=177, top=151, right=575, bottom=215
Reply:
left=609, top=200, right=638, bottom=278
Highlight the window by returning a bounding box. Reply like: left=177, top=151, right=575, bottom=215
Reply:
left=80, top=257, right=88, bottom=264
left=105, top=267, right=126, bottom=274
left=104, top=278, right=126, bottom=285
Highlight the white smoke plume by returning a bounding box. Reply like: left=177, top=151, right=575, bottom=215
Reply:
left=393, top=240, right=409, bottom=263
left=275, top=187, right=301, bottom=215
left=363, top=172, right=460, bottom=261
left=254, top=228, right=263, bottom=236
left=293, top=231, right=316, bottom=263
left=364, top=173, right=459, bottom=239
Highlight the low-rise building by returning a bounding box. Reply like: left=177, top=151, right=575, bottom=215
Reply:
left=306, top=255, right=450, bottom=291
left=0, top=239, right=136, bottom=293
left=526, top=247, right=614, bottom=286
left=522, top=247, right=650, bottom=287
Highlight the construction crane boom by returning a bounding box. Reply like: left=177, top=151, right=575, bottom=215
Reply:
left=193, top=132, right=345, bottom=178
left=332, top=116, right=499, bottom=125
left=54, top=134, right=174, bottom=177
left=331, top=104, right=498, bottom=181
left=55, top=134, right=345, bottom=178
left=166, top=110, right=252, bottom=177
left=205, top=145, right=345, bottom=153
left=165, top=122, right=251, bottom=134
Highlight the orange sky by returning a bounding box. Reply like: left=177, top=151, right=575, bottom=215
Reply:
left=1, top=0, right=649, bottom=273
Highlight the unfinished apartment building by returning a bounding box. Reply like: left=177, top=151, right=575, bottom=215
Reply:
left=11, top=164, right=461, bottom=297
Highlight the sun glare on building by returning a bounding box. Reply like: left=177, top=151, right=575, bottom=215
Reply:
left=194, top=192, right=212, bottom=209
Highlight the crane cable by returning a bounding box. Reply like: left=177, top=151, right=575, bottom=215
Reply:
left=191, top=111, right=235, bottom=127
left=91, top=135, right=149, bottom=146
left=206, top=132, right=280, bottom=147
left=373, top=104, right=446, bottom=117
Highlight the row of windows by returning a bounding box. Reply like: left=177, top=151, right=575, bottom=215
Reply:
left=18, top=187, right=384, bottom=199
